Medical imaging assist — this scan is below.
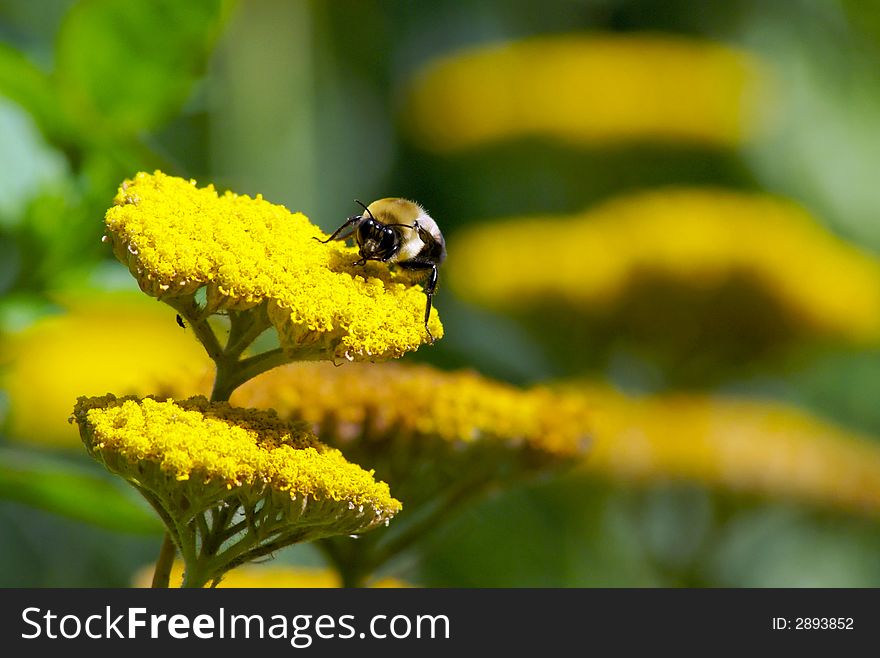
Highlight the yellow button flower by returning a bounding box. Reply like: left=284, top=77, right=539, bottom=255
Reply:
left=104, top=171, right=442, bottom=363
left=73, top=394, right=401, bottom=587
left=405, top=34, right=772, bottom=152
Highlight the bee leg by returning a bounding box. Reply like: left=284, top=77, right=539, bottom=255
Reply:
left=314, top=215, right=361, bottom=243
left=398, top=260, right=440, bottom=343
left=422, top=264, right=439, bottom=343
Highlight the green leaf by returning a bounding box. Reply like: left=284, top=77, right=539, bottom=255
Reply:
left=0, top=448, right=162, bottom=534
left=55, top=0, right=231, bottom=134
left=0, top=43, right=75, bottom=144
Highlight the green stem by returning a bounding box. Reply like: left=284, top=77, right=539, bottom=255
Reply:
left=151, top=533, right=177, bottom=588
left=180, top=561, right=213, bottom=588
left=136, top=486, right=187, bottom=588
left=159, top=295, right=318, bottom=584
left=225, top=306, right=271, bottom=358
left=202, top=505, right=237, bottom=556
left=194, top=512, right=211, bottom=552
left=215, top=517, right=249, bottom=544
left=213, top=530, right=309, bottom=576
left=316, top=537, right=374, bottom=588
left=367, top=478, right=491, bottom=574
left=166, top=296, right=224, bottom=361
left=338, top=556, right=371, bottom=588
left=212, top=347, right=294, bottom=401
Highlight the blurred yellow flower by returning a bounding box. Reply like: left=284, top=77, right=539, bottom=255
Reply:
left=231, top=361, right=591, bottom=584
left=0, top=293, right=212, bottom=449
left=155, top=356, right=591, bottom=576
left=583, top=385, right=880, bottom=515
left=104, top=171, right=441, bottom=362
left=232, top=361, right=591, bottom=469
left=449, top=188, right=880, bottom=367
left=405, top=34, right=771, bottom=152
left=133, top=562, right=407, bottom=588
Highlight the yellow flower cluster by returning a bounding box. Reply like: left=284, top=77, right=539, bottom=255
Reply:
left=583, top=385, right=880, bottom=515
left=232, top=361, right=591, bottom=580
left=73, top=395, right=401, bottom=525
left=448, top=188, right=880, bottom=344
left=232, top=361, right=591, bottom=460
left=0, top=293, right=212, bottom=449
left=405, top=34, right=770, bottom=152
left=133, top=563, right=407, bottom=588
left=104, top=171, right=441, bottom=361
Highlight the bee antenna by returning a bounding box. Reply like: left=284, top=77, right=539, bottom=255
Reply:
left=354, top=199, right=375, bottom=221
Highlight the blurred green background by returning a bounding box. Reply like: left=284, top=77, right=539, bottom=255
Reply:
left=4, top=0, right=880, bottom=587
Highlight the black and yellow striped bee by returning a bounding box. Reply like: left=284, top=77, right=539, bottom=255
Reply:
left=318, top=198, right=446, bottom=342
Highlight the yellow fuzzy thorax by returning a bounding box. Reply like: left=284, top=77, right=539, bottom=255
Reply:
left=366, top=198, right=423, bottom=225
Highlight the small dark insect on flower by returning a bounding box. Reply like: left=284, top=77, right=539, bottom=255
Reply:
left=316, top=198, right=446, bottom=342
left=176, top=314, right=187, bottom=330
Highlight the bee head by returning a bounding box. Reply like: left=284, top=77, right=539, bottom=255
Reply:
left=356, top=217, right=399, bottom=261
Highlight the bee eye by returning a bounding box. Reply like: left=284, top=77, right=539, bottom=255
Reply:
left=384, top=227, right=395, bottom=237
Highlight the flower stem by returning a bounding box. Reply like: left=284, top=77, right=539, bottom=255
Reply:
left=212, top=348, right=297, bottom=401
left=373, top=478, right=489, bottom=569
left=166, top=296, right=223, bottom=361
left=225, top=307, right=271, bottom=358
left=339, top=562, right=370, bottom=588
left=317, top=536, right=373, bottom=588
left=157, top=295, right=328, bottom=583
left=151, top=532, right=176, bottom=588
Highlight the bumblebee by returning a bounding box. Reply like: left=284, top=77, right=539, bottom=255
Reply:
left=318, top=198, right=446, bottom=342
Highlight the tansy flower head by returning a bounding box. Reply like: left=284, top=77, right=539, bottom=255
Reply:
left=231, top=361, right=591, bottom=584
left=73, top=394, right=401, bottom=587
left=104, top=171, right=441, bottom=362
left=581, top=384, right=880, bottom=516
left=448, top=188, right=880, bottom=377
left=233, top=361, right=590, bottom=479
left=405, top=34, right=772, bottom=152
